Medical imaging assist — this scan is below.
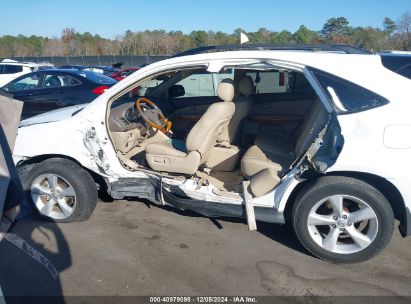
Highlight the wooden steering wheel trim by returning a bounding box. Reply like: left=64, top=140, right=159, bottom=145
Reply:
left=136, top=97, right=172, bottom=132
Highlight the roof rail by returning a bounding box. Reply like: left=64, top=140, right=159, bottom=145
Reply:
left=173, top=44, right=372, bottom=57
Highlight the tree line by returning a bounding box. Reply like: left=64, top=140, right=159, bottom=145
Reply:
left=1, top=13, right=410, bottom=58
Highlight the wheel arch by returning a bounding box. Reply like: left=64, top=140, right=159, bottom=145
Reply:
left=284, top=171, right=407, bottom=236
left=16, top=154, right=109, bottom=194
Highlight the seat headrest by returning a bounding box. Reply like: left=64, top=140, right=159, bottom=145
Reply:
left=238, top=75, right=254, bottom=96
left=217, top=78, right=235, bottom=102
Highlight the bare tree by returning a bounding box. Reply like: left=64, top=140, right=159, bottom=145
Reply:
left=397, top=12, right=411, bottom=50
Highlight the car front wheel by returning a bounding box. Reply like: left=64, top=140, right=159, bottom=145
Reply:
left=18, top=158, right=98, bottom=222
left=292, top=176, right=394, bottom=263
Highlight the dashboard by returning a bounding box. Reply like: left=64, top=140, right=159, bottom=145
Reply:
left=109, top=102, right=148, bottom=134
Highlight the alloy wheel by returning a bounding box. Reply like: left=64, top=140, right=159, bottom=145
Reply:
left=31, top=174, right=77, bottom=220
left=307, top=195, right=378, bottom=254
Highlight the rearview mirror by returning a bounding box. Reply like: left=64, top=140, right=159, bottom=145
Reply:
left=169, top=85, right=185, bottom=98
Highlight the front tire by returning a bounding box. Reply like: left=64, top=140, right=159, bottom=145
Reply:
left=18, top=158, right=98, bottom=222
left=292, top=176, right=394, bottom=263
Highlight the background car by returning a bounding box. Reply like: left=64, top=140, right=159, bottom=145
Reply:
left=109, top=67, right=140, bottom=81
left=0, top=59, right=55, bottom=87
left=0, top=69, right=117, bottom=119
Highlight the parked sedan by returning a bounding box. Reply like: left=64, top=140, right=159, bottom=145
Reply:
left=0, top=69, right=117, bottom=119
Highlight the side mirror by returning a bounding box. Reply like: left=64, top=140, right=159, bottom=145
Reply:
left=169, top=85, right=185, bottom=98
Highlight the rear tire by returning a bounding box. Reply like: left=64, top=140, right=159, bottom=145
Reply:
left=292, top=176, right=394, bottom=263
left=18, top=158, right=98, bottom=222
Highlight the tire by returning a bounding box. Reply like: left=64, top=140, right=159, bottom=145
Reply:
left=18, top=158, right=98, bottom=222
left=292, top=176, right=394, bottom=264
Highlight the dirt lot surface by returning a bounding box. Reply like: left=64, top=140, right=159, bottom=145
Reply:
left=0, top=198, right=410, bottom=297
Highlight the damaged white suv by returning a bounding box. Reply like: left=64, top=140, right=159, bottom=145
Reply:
left=13, top=45, right=411, bottom=263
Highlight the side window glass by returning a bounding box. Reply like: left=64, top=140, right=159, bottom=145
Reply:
left=397, top=66, right=411, bottom=80
left=67, top=75, right=82, bottom=86
left=246, top=71, right=290, bottom=94
left=175, top=69, right=234, bottom=98
left=43, top=74, right=71, bottom=88
left=176, top=71, right=214, bottom=98
left=310, top=67, right=389, bottom=113
left=10, top=75, right=41, bottom=91
left=2, top=65, right=23, bottom=74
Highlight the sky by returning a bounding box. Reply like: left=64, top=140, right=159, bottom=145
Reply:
left=1, top=0, right=410, bottom=38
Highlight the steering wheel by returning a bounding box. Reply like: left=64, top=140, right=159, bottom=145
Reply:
left=135, top=97, right=172, bottom=133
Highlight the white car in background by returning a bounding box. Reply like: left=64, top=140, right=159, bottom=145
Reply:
left=12, top=45, right=411, bottom=264
left=0, top=59, right=54, bottom=87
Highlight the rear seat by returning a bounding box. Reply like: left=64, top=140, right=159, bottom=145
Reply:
left=255, top=101, right=328, bottom=160
left=241, top=101, right=328, bottom=197
left=241, top=145, right=282, bottom=197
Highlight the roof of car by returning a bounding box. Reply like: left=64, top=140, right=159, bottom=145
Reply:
left=139, top=49, right=380, bottom=75
left=173, top=44, right=372, bottom=57
left=30, top=68, right=82, bottom=74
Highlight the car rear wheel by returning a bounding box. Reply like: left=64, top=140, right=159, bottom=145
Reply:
left=292, top=176, right=394, bottom=263
left=18, top=158, right=98, bottom=222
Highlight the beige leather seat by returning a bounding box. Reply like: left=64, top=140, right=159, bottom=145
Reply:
left=241, top=145, right=282, bottom=197
left=241, top=101, right=329, bottom=197
left=255, top=101, right=328, bottom=160
left=217, top=75, right=254, bottom=145
left=204, top=76, right=254, bottom=172
left=145, top=79, right=235, bottom=175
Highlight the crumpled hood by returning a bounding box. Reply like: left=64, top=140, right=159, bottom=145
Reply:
left=19, top=104, right=88, bottom=127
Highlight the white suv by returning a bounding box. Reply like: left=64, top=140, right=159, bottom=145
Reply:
left=12, top=45, right=411, bottom=263
left=0, top=59, right=54, bottom=87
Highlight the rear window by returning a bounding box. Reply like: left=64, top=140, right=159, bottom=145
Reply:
left=246, top=70, right=312, bottom=94
left=77, top=71, right=116, bottom=85
left=381, top=54, right=411, bottom=80
left=396, top=65, right=411, bottom=79
left=0, top=64, right=23, bottom=74
left=310, top=67, right=389, bottom=113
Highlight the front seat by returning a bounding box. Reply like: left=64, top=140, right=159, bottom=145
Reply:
left=145, top=79, right=235, bottom=175
left=217, top=75, right=254, bottom=146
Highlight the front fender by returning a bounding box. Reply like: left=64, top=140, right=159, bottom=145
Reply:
left=13, top=119, right=99, bottom=173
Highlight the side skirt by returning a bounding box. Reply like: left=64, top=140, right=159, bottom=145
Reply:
left=109, top=177, right=285, bottom=224
left=110, top=177, right=160, bottom=202
left=163, top=190, right=285, bottom=224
